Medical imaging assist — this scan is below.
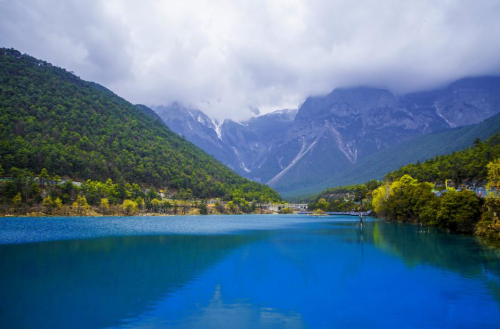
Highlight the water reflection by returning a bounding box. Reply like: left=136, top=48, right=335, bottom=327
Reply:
left=118, top=222, right=500, bottom=328
left=371, top=221, right=500, bottom=278
left=0, top=234, right=258, bottom=329
left=0, top=217, right=499, bottom=328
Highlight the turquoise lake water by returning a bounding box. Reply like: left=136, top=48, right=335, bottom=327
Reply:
left=0, top=215, right=499, bottom=328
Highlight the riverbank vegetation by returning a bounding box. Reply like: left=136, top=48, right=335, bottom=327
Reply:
left=371, top=171, right=500, bottom=241
left=307, top=181, right=380, bottom=212
left=306, top=133, right=500, bottom=242
left=0, top=167, right=274, bottom=216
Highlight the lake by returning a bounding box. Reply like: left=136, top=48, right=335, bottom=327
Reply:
left=0, top=215, right=499, bottom=328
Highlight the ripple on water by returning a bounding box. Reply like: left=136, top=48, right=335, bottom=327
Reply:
left=0, top=215, right=367, bottom=244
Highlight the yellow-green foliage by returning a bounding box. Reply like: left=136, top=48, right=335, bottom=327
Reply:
left=372, top=182, right=391, bottom=214
left=42, top=196, right=53, bottom=208
left=100, top=198, right=110, bottom=214
left=42, top=196, right=63, bottom=214
left=477, top=196, right=500, bottom=241
left=476, top=160, right=500, bottom=240
left=390, top=174, right=418, bottom=193
left=316, top=198, right=328, bottom=211
left=374, top=174, right=481, bottom=233
left=135, top=196, right=145, bottom=210
left=486, top=158, right=500, bottom=191
left=54, top=197, right=63, bottom=208
left=227, top=201, right=235, bottom=212
left=12, top=192, right=22, bottom=207
left=72, top=195, right=90, bottom=215
left=151, top=198, right=161, bottom=212
left=279, top=207, right=294, bottom=214
left=122, top=199, right=138, bottom=215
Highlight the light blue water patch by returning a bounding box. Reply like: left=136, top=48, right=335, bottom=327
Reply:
left=0, top=215, right=361, bottom=244
left=0, top=216, right=499, bottom=328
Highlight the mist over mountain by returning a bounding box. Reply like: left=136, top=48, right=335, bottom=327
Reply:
left=3, top=0, right=500, bottom=121
left=154, top=76, right=500, bottom=197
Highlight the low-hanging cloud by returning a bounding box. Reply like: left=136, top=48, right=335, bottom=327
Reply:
left=1, top=0, right=500, bottom=120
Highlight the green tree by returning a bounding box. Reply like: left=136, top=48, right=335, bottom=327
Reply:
left=29, top=183, right=41, bottom=200
left=436, top=190, right=481, bottom=233
left=122, top=199, right=138, bottom=215
left=227, top=201, right=236, bottom=213
left=38, top=168, right=50, bottom=188
left=42, top=196, right=54, bottom=213
left=52, top=175, right=62, bottom=185
left=53, top=197, right=62, bottom=209
left=135, top=196, right=145, bottom=212
left=476, top=196, right=500, bottom=240
left=100, top=198, right=110, bottom=214
left=198, top=202, right=208, bottom=215
left=419, top=197, right=442, bottom=225
left=372, top=182, right=391, bottom=215
left=3, top=181, right=18, bottom=199
left=72, top=195, right=90, bottom=215
left=151, top=198, right=161, bottom=212
left=12, top=192, right=22, bottom=207
left=486, top=158, right=500, bottom=192
left=316, top=198, right=328, bottom=211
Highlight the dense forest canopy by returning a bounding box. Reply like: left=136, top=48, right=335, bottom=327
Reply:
left=385, top=133, right=500, bottom=187
left=0, top=48, right=281, bottom=202
left=307, top=181, right=380, bottom=211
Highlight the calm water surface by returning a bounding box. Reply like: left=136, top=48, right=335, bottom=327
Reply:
left=0, top=215, right=499, bottom=328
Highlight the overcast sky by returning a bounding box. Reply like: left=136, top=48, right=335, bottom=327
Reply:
left=1, top=0, right=500, bottom=120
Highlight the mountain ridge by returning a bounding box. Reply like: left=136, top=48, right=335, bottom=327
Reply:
left=155, top=76, right=500, bottom=197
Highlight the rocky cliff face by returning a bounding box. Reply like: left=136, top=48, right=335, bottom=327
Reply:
left=155, top=104, right=297, bottom=177
left=153, top=76, right=500, bottom=195
left=153, top=103, right=240, bottom=173
left=406, top=77, right=500, bottom=128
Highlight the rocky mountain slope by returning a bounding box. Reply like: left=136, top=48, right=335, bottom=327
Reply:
left=155, top=104, right=297, bottom=177
left=288, top=111, right=500, bottom=198
left=154, top=76, right=500, bottom=196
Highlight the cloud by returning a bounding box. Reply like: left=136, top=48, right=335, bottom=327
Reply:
left=1, top=0, right=500, bottom=120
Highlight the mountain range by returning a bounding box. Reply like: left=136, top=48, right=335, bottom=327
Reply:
left=154, top=76, right=500, bottom=197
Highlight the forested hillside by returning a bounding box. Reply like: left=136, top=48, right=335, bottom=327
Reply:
left=0, top=48, right=281, bottom=202
left=385, top=132, right=500, bottom=186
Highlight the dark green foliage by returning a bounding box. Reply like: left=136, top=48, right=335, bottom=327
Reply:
left=385, top=131, right=500, bottom=186
left=307, top=181, right=379, bottom=211
left=436, top=190, right=481, bottom=233
left=477, top=197, right=500, bottom=241
left=198, top=202, right=208, bottom=215
left=0, top=48, right=281, bottom=202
